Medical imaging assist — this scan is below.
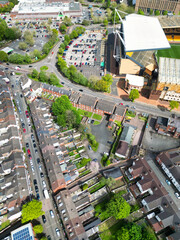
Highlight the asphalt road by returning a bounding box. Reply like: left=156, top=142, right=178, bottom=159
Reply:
left=9, top=73, right=64, bottom=240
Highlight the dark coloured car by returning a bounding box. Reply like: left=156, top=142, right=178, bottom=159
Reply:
left=91, top=120, right=94, bottom=124
left=88, top=145, right=92, bottom=150
left=36, top=193, right=40, bottom=200
left=107, top=141, right=113, bottom=144
left=35, top=185, right=39, bottom=193
left=37, top=158, right=40, bottom=164
left=79, top=89, right=83, bottom=92
left=40, top=172, right=44, bottom=178
left=33, top=143, right=36, bottom=148
left=26, top=142, right=29, bottom=148
left=47, top=236, right=51, bottom=240
left=42, top=215, right=46, bottom=223
left=33, top=179, right=37, bottom=185
left=21, top=123, right=25, bottom=128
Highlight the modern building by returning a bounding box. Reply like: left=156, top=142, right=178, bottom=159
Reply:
left=11, top=0, right=82, bottom=19
left=135, top=0, right=180, bottom=15
left=11, top=223, right=35, bottom=240
left=157, top=57, right=180, bottom=102
left=125, top=74, right=144, bottom=93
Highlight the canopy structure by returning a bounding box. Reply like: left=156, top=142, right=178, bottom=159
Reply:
left=1, top=47, right=14, bottom=54
left=123, top=14, right=170, bottom=52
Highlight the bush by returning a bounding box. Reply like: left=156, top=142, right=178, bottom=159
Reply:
left=155, top=10, right=160, bottom=16
left=33, top=224, right=43, bottom=234
left=138, top=9, right=144, bottom=15
left=82, top=183, right=88, bottom=190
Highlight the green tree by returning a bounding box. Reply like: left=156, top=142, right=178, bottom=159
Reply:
left=70, top=30, right=78, bottom=39
left=138, top=9, right=144, bottom=15
left=169, top=100, right=179, bottom=111
left=117, top=227, right=130, bottom=240
left=103, top=18, right=108, bottom=26
left=149, top=9, right=153, bottom=15
left=107, top=193, right=131, bottom=219
left=52, top=95, right=73, bottom=116
left=82, top=19, right=90, bottom=26
left=39, top=71, right=48, bottom=83
left=63, top=16, right=72, bottom=26
left=129, top=223, right=142, bottom=240
left=59, top=23, right=67, bottom=34
left=19, top=42, right=28, bottom=50
left=33, top=49, right=41, bottom=59
left=21, top=200, right=44, bottom=223
left=155, top=10, right=160, bottom=16
left=40, top=237, right=48, bottom=240
left=49, top=73, right=59, bottom=85
left=129, top=89, right=139, bottom=102
left=163, top=10, right=168, bottom=15
left=25, top=35, right=35, bottom=46
left=31, top=69, right=39, bottom=78
left=33, top=224, right=43, bottom=234
left=0, top=51, right=8, bottom=62
left=64, top=34, right=70, bottom=43
left=82, top=183, right=88, bottom=190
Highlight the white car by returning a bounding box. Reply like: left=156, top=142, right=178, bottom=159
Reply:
left=49, top=210, right=54, bottom=218
left=175, top=192, right=180, bottom=199
left=42, top=180, right=46, bottom=188
left=55, top=228, right=60, bottom=237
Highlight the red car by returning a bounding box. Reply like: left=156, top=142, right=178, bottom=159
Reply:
left=23, top=128, right=26, bottom=133
left=27, top=149, right=31, bottom=154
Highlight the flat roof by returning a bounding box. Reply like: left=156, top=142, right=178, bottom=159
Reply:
left=119, top=59, right=140, bottom=75
left=1, top=47, right=14, bottom=54
left=158, top=57, right=180, bottom=85
left=123, top=14, right=170, bottom=52
left=126, top=74, right=144, bottom=87
left=11, top=223, right=34, bottom=240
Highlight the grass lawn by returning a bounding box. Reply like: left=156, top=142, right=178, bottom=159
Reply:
left=93, top=120, right=100, bottom=125
left=79, top=169, right=91, bottom=178
left=40, top=65, right=48, bottom=71
left=126, top=110, right=136, bottom=118
left=100, top=220, right=124, bottom=240
left=156, top=44, right=180, bottom=60
left=77, top=109, right=93, bottom=118
left=92, top=113, right=102, bottom=121
left=15, top=72, right=22, bottom=75
left=89, top=182, right=106, bottom=194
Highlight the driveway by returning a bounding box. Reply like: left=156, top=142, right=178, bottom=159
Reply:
left=86, top=118, right=115, bottom=168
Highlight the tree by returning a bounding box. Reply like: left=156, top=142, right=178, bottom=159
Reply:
left=138, top=9, right=144, bottom=15
left=128, top=223, right=142, bottom=240
left=19, top=42, right=28, bottom=50
left=52, top=95, right=73, bottom=116
left=64, top=34, right=70, bottom=43
left=48, top=18, right=52, bottom=25
left=103, top=18, right=108, bottom=26
left=129, top=89, right=139, bottom=102
left=163, top=10, right=168, bottom=15
left=0, top=51, right=8, bottom=62
left=149, top=9, right=153, bottom=15
left=40, top=237, right=48, bottom=240
left=117, top=227, right=130, bottom=240
left=82, top=20, right=90, bottom=26
left=63, top=16, right=72, bottom=26
left=21, top=199, right=44, bottom=223
left=25, top=35, right=35, bottom=46
left=169, top=100, right=179, bottom=111
left=31, top=69, right=39, bottom=78
left=59, top=23, right=67, bottom=34
left=39, top=71, right=48, bottom=83
left=49, top=73, right=59, bottom=86
left=107, top=193, right=131, bottom=219
left=155, top=10, right=160, bottom=16
left=82, top=183, right=88, bottom=190
left=33, top=224, right=43, bottom=234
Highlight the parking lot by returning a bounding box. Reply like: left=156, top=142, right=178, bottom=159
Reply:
left=63, top=31, right=104, bottom=77
left=7, top=20, right=54, bottom=55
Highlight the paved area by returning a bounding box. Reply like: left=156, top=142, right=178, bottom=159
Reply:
left=142, top=117, right=180, bottom=152
left=86, top=118, right=115, bottom=167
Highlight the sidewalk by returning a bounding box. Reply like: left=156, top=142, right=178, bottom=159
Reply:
left=117, top=86, right=180, bottom=112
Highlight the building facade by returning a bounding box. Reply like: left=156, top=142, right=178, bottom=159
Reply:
left=135, top=0, right=180, bottom=15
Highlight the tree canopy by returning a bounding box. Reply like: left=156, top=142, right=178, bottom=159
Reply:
left=129, top=89, right=139, bottom=102
left=0, top=51, right=8, bottom=62
left=107, top=192, right=131, bottom=219
left=169, top=100, right=179, bottom=111
left=33, top=224, right=43, bottom=234
left=52, top=96, right=81, bottom=129
left=21, top=200, right=44, bottom=223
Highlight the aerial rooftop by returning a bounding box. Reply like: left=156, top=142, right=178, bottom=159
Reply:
left=123, top=14, right=170, bottom=52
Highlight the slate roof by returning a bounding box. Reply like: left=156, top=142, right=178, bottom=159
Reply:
left=78, top=94, right=97, bottom=108
left=95, top=99, right=115, bottom=113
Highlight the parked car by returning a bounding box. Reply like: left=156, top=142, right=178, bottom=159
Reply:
left=49, top=210, right=54, bottom=218
left=42, top=215, right=46, bottom=223
left=35, top=185, right=39, bottom=193
left=40, top=172, right=44, bottom=178
left=42, top=180, right=46, bottom=188
left=36, top=193, right=40, bottom=200
left=23, top=128, right=26, bottom=133
left=26, top=143, right=29, bottom=148
left=55, top=228, right=60, bottom=237
left=33, top=179, right=37, bottom=185
left=166, top=179, right=171, bottom=185
left=33, top=143, right=36, bottom=148
left=175, top=192, right=180, bottom=199
left=37, top=158, right=40, bottom=164
left=27, top=149, right=31, bottom=154
left=88, top=145, right=92, bottom=150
